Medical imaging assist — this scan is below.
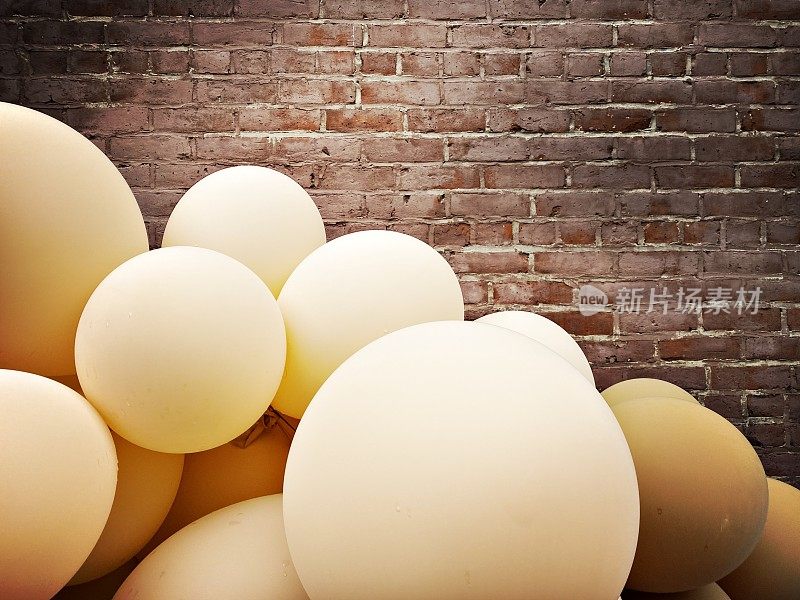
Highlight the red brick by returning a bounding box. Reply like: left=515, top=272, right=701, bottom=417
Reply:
left=610, top=52, right=647, bottom=76
left=595, top=366, right=706, bottom=391
left=397, top=165, right=480, bottom=189
left=109, top=135, right=191, bottom=161
left=649, top=52, right=687, bottom=76
left=527, top=80, right=610, bottom=104
left=27, top=50, right=67, bottom=74
left=703, top=250, right=783, bottom=275
left=618, top=251, right=699, bottom=276
left=408, top=0, right=485, bottom=19
left=487, top=0, right=568, bottom=19
left=536, top=251, right=614, bottom=276
left=543, top=311, right=614, bottom=336
left=108, top=21, right=190, bottom=46
left=484, top=164, right=565, bottom=189
left=771, top=52, right=800, bottom=75
left=266, top=48, right=313, bottom=74
left=616, top=136, right=691, bottom=161
left=23, top=78, right=107, bottom=104
left=361, top=80, right=440, bottom=105
left=656, top=108, right=737, bottom=133
left=235, top=0, right=317, bottom=17
left=617, top=24, right=694, bottom=49
left=730, top=52, right=769, bottom=76
left=533, top=24, right=613, bottom=49
left=743, top=108, right=800, bottom=132
left=684, top=221, right=722, bottom=245
left=451, top=192, right=530, bottom=217
left=643, top=221, right=680, bottom=244
left=487, top=108, right=569, bottom=133
left=361, top=137, right=443, bottom=162
left=699, top=24, right=780, bottom=48
left=451, top=24, right=530, bottom=49
left=767, top=222, right=800, bottom=244
left=443, top=52, right=480, bottom=77
left=574, top=108, right=651, bottom=133
left=566, top=53, right=604, bottom=77
left=448, top=136, right=529, bottom=161
left=526, top=51, right=564, bottom=76
left=695, top=79, right=775, bottom=104
left=152, top=107, right=233, bottom=133
left=192, top=22, right=275, bottom=47
left=459, top=279, right=488, bottom=304
left=570, top=0, right=647, bottom=18
left=710, top=365, right=794, bottom=390
left=483, top=53, right=520, bottom=76
left=324, top=0, right=403, bottom=18
left=407, top=108, right=485, bottom=132
left=196, top=79, right=277, bottom=103
left=611, top=80, right=691, bottom=104
left=601, top=221, right=639, bottom=246
left=273, top=137, right=361, bottom=162
left=365, top=193, right=445, bottom=219
left=619, top=311, right=701, bottom=335
left=326, top=108, right=402, bottom=132
left=518, top=222, right=558, bottom=245
left=312, top=193, right=364, bottom=219
left=536, top=191, right=616, bottom=217
left=659, top=336, right=740, bottom=361
left=134, top=189, right=182, bottom=217
left=448, top=251, right=529, bottom=274
left=317, top=165, right=396, bottom=191
left=573, top=163, right=650, bottom=189
left=492, top=280, right=573, bottom=304
left=403, top=52, right=439, bottom=76
left=68, top=50, right=108, bottom=74
left=725, top=220, right=762, bottom=248
left=693, top=52, right=727, bottom=76
left=741, top=163, right=800, bottom=189
left=192, top=50, right=230, bottom=73
left=153, top=163, right=222, bottom=187
left=318, top=50, right=354, bottom=75
left=283, top=23, right=356, bottom=47
left=279, top=79, right=354, bottom=103
left=581, top=339, right=656, bottom=365
left=66, top=106, right=149, bottom=134
left=474, top=222, right=514, bottom=245
left=705, top=308, right=782, bottom=332
left=653, top=0, right=732, bottom=18
left=24, top=20, right=105, bottom=45
left=368, top=24, right=447, bottom=48
left=444, top=80, right=525, bottom=104
left=735, top=0, right=800, bottom=19
left=695, top=135, right=775, bottom=161
left=195, top=135, right=271, bottom=161
left=152, top=0, right=232, bottom=16
left=360, top=51, right=397, bottom=75
left=559, top=220, right=597, bottom=245
left=433, top=223, right=471, bottom=247
left=777, top=81, right=800, bottom=104
left=4, top=0, right=68, bottom=15
left=702, top=191, right=791, bottom=217
left=239, top=107, right=320, bottom=131
left=654, top=165, right=735, bottom=189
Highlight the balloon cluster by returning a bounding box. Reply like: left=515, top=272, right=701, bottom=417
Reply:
left=1, top=103, right=797, bottom=600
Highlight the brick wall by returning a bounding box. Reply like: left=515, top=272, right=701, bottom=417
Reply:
left=1, top=0, right=798, bottom=483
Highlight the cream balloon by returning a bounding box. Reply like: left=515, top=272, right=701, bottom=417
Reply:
left=274, top=230, right=464, bottom=418
left=114, top=495, right=307, bottom=600
left=162, top=165, right=326, bottom=296
left=70, top=432, right=184, bottom=584
left=718, top=478, right=800, bottom=600
left=477, top=310, right=594, bottom=383
left=0, top=370, right=117, bottom=600
left=75, top=246, right=286, bottom=453
left=56, top=562, right=136, bottom=600
left=143, top=414, right=292, bottom=554
left=603, top=378, right=698, bottom=407
left=284, top=321, right=639, bottom=600
left=613, top=398, right=768, bottom=593
left=623, top=583, right=731, bottom=600
left=0, top=102, right=148, bottom=377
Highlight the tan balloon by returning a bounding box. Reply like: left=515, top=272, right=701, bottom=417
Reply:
left=75, top=246, right=286, bottom=453
left=70, top=432, right=184, bottom=584
left=623, top=583, right=731, bottom=600
left=56, top=562, right=136, bottom=600
left=274, top=230, right=465, bottom=418
left=613, top=398, right=768, bottom=593
left=718, top=478, right=800, bottom=600
left=114, top=495, right=307, bottom=600
left=284, top=321, right=639, bottom=600
left=143, top=415, right=292, bottom=554
left=162, top=165, right=326, bottom=296
left=603, top=378, right=698, bottom=407
left=0, top=370, right=117, bottom=600
left=0, top=102, right=148, bottom=377
left=477, top=310, right=594, bottom=383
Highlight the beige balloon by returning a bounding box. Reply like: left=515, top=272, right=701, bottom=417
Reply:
left=284, top=321, right=639, bottom=600
left=142, top=414, right=292, bottom=554
left=602, top=378, right=698, bottom=407
left=114, top=495, right=307, bottom=600
left=477, top=310, right=594, bottom=383
left=613, top=397, right=768, bottom=593
left=162, top=165, right=326, bottom=296
left=274, top=230, right=465, bottom=418
left=75, top=246, right=286, bottom=453
left=718, top=478, right=800, bottom=600
left=0, top=370, right=117, bottom=600
left=623, top=583, right=731, bottom=599
left=56, top=561, right=136, bottom=600
left=70, top=432, right=184, bottom=584
left=0, top=102, right=148, bottom=377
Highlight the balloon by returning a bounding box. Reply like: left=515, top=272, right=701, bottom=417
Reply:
left=0, top=370, right=117, bottom=600
left=142, top=413, right=292, bottom=554
left=0, top=102, right=148, bottom=376
left=114, top=495, right=307, bottom=600
left=613, top=397, right=768, bottom=593
left=718, top=478, right=800, bottom=600
left=273, top=230, right=465, bottom=418
left=623, top=583, right=730, bottom=599
left=56, top=562, right=136, bottom=600
left=476, top=310, right=594, bottom=383
left=284, top=321, right=639, bottom=600
left=70, top=432, right=184, bottom=584
left=75, top=246, right=286, bottom=453
left=162, top=165, right=326, bottom=296
left=602, top=378, right=698, bottom=407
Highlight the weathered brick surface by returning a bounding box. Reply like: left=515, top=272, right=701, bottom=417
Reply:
left=1, top=1, right=798, bottom=482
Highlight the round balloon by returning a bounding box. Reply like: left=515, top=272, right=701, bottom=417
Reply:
left=114, top=495, right=307, bottom=600
left=718, top=478, right=800, bottom=600
left=0, top=102, right=148, bottom=377
left=284, top=321, right=639, bottom=599
left=613, top=397, right=768, bottom=593
left=476, top=310, right=594, bottom=383
left=0, top=370, right=117, bottom=600
left=56, top=562, right=136, bottom=600
left=142, top=415, right=292, bottom=554
left=75, top=246, right=286, bottom=453
left=162, top=165, right=326, bottom=296
left=274, top=230, right=464, bottom=418
left=70, top=432, right=184, bottom=584
left=602, top=378, right=698, bottom=407
left=623, top=583, right=730, bottom=599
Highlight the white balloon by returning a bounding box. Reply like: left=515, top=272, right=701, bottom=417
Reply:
left=273, top=230, right=464, bottom=418
left=477, top=310, right=594, bottom=383
left=162, top=165, right=326, bottom=296
left=114, top=495, right=306, bottom=600
left=284, top=321, right=639, bottom=600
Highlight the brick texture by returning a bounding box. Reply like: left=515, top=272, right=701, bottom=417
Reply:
left=1, top=1, right=798, bottom=483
